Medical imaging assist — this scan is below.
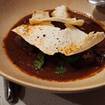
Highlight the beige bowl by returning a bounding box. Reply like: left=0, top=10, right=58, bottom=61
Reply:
left=0, top=0, right=105, bottom=92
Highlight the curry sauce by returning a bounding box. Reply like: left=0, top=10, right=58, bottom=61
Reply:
left=3, top=10, right=105, bottom=81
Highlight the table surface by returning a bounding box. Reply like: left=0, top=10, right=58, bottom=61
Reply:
left=0, top=76, right=105, bottom=105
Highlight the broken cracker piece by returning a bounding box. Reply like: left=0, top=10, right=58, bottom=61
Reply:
left=12, top=25, right=105, bottom=56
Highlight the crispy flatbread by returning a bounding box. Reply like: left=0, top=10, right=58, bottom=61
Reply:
left=12, top=25, right=105, bottom=56
left=29, top=17, right=84, bottom=26
left=29, top=5, right=84, bottom=26
left=51, top=5, right=68, bottom=18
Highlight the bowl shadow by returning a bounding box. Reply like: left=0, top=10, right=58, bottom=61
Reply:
left=56, top=86, right=105, bottom=105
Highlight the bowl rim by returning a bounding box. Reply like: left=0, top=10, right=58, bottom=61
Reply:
left=1, top=71, right=105, bottom=93
left=1, top=5, right=105, bottom=93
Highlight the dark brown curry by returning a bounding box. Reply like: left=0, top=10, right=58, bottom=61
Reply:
left=3, top=10, right=105, bottom=81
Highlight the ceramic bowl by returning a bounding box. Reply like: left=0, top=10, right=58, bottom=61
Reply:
left=0, top=0, right=105, bottom=92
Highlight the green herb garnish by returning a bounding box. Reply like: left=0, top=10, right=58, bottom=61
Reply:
left=55, top=65, right=66, bottom=74
left=33, top=53, right=45, bottom=70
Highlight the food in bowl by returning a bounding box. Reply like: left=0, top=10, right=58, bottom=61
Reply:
left=3, top=5, right=105, bottom=81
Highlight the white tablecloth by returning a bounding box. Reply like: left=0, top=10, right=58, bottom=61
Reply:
left=0, top=76, right=105, bottom=105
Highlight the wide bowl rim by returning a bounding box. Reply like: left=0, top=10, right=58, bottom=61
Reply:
left=1, top=0, right=105, bottom=93
left=1, top=71, right=105, bottom=93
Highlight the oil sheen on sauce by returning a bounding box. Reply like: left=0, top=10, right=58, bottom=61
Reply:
left=3, top=10, right=105, bottom=81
